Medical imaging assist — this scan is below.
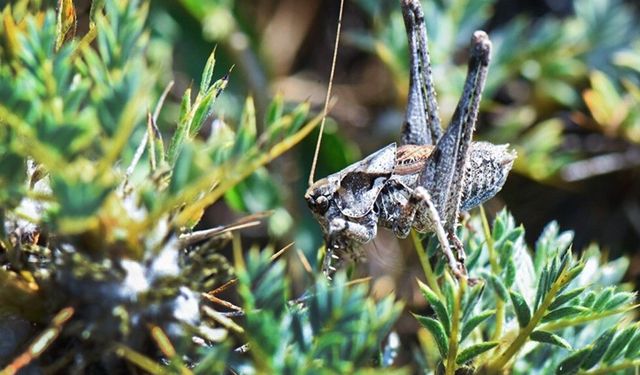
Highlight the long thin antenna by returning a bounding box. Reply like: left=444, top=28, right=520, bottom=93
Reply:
left=308, top=0, right=345, bottom=186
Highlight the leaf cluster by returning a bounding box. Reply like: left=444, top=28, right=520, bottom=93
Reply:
left=413, top=210, right=639, bottom=374
left=0, top=0, right=324, bottom=372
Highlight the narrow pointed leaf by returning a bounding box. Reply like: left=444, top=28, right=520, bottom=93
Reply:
left=624, top=331, right=640, bottom=359
left=456, top=342, right=498, bottom=365
left=414, top=314, right=448, bottom=358
left=581, top=328, right=616, bottom=370
left=530, top=330, right=572, bottom=350
left=557, top=347, right=590, bottom=375
left=199, top=49, right=216, bottom=93
left=603, top=326, right=636, bottom=364
left=542, top=306, right=588, bottom=322
left=418, top=280, right=450, bottom=335
left=461, top=309, right=495, bottom=341
left=485, top=273, right=509, bottom=301
left=232, top=96, right=257, bottom=157
left=510, top=290, right=532, bottom=328
left=549, top=287, right=587, bottom=310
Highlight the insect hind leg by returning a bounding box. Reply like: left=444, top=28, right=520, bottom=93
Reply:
left=400, top=0, right=441, bottom=146
left=412, top=187, right=467, bottom=280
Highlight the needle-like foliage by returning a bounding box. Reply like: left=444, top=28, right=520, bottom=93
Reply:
left=413, top=209, right=639, bottom=374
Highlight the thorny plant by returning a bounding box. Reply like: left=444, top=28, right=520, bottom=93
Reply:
left=305, top=0, right=515, bottom=280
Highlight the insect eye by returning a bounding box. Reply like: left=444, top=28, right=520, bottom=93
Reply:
left=315, top=195, right=329, bottom=214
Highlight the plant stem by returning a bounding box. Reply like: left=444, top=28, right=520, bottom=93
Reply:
left=479, top=206, right=504, bottom=343
left=412, top=231, right=443, bottom=298
left=485, top=262, right=574, bottom=372
left=445, top=276, right=465, bottom=375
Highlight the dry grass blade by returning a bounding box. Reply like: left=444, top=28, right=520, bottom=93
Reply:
left=308, top=0, right=345, bottom=186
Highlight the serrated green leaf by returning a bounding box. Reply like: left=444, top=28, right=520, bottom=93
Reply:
left=549, top=287, right=587, bottom=310
left=557, top=347, right=590, bottom=375
left=456, top=342, right=498, bottom=365
left=418, top=280, right=450, bottom=335
left=603, top=326, right=636, bottom=364
left=461, top=310, right=495, bottom=341
left=581, top=328, right=616, bottom=370
left=510, top=290, right=532, bottom=328
left=414, top=314, right=448, bottom=358
left=530, top=330, right=572, bottom=350
left=542, top=306, right=588, bottom=322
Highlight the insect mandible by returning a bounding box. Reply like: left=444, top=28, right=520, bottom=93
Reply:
left=305, top=0, right=516, bottom=280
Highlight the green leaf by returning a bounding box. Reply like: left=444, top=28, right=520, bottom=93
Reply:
left=456, top=342, right=498, bottom=365
left=542, top=306, right=588, bottom=322
left=265, top=93, right=284, bottom=127
left=603, top=326, right=636, bottom=364
left=581, top=328, right=616, bottom=370
left=199, top=49, right=216, bottom=93
left=190, top=89, right=217, bottom=137
left=418, top=280, right=451, bottom=335
left=592, top=287, right=614, bottom=311
left=504, top=259, right=516, bottom=288
left=485, top=273, right=509, bottom=301
left=168, top=88, right=192, bottom=165
left=510, top=290, right=532, bottom=328
left=52, top=176, right=113, bottom=218
left=232, top=96, right=257, bottom=157
left=414, top=314, right=448, bottom=358
left=461, top=309, right=495, bottom=341
left=556, top=347, right=590, bottom=375
left=530, top=330, right=572, bottom=350
left=604, top=292, right=634, bottom=310
left=624, top=331, right=640, bottom=359
left=549, top=287, right=587, bottom=310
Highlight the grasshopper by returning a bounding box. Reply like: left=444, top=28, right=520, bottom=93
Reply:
left=305, top=0, right=516, bottom=279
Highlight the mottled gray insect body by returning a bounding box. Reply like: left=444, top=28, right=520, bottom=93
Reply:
left=306, top=142, right=514, bottom=275
left=306, top=0, right=516, bottom=279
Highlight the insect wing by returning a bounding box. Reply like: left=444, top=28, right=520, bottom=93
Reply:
left=335, top=143, right=396, bottom=218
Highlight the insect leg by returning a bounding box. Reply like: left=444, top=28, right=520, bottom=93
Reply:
left=400, top=0, right=441, bottom=146
left=443, top=31, right=492, bottom=229
left=419, top=31, right=491, bottom=229
left=413, top=187, right=467, bottom=279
